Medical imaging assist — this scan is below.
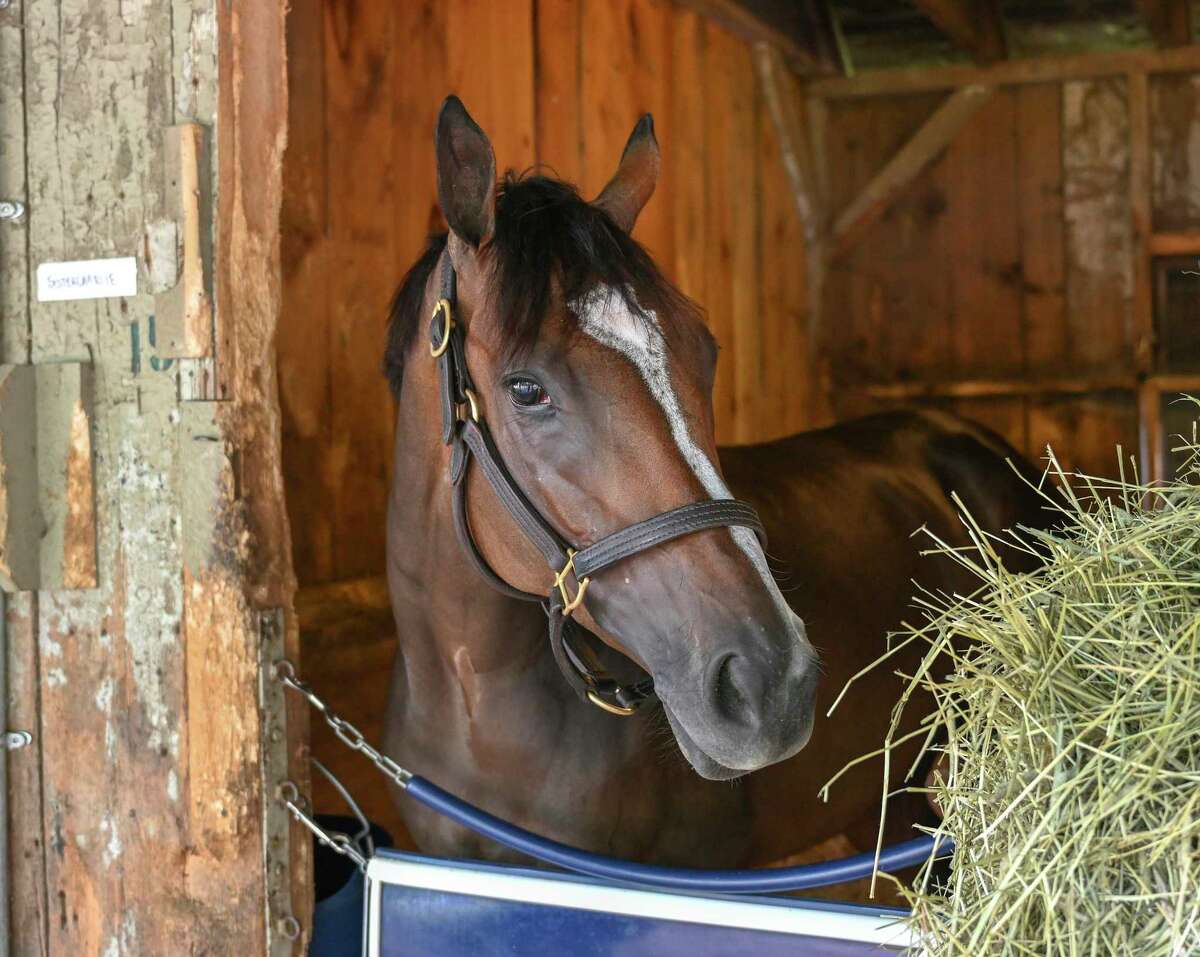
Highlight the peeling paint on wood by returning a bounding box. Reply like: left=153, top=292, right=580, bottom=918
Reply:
left=61, top=399, right=96, bottom=588
left=0, top=363, right=97, bottom=592
left=9, top=0, right=297, bottom=953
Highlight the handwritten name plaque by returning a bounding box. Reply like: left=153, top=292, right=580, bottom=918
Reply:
left=37, top=257, right=138, bottom=302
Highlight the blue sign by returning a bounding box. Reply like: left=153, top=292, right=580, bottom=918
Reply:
left=364, top=851, right=913, bottom=956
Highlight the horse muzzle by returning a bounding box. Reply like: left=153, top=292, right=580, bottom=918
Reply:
left=657, top=623, right=819, bottom=779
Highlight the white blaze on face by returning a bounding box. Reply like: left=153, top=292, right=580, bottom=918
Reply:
left=573, top=286, right=804, bottom=640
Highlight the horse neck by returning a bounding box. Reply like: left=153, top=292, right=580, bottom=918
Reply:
left=386, top=351, right=547, bottom=684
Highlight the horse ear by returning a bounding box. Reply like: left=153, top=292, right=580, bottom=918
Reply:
left=593, top=114, right=660, bottom=233
left=435, top=95, right=497, bottom=247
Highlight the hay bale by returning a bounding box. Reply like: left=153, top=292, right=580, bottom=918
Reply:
left=832, top=405, right=1200, bottom=956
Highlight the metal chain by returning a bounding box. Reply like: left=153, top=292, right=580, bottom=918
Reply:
left=274, top=659, right=413, bottom=791
left=277, top=781, right=368, bottom=873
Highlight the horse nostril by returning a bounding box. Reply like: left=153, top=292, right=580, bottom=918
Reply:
left=711, top=653, right=754, bottom=723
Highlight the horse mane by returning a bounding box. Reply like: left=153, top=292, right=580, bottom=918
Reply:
left=383, top=172, right=702, bottom=396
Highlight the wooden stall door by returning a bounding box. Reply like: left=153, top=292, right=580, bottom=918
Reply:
left=2, top=1, right=306, bottom=955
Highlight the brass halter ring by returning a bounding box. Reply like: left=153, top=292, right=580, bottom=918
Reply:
left=429, top=299, right=454, bottom=358
left=554, top=549, right=591, bottom=616
left=586, top=691, right=637, bottom=717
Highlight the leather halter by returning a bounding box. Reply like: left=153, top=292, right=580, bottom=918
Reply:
left=429, top=255, right=767, bottom=716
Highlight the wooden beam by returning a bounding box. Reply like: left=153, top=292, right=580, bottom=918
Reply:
left=860, top=375, right=1137, bottom=401
left=1135, top=0, right=1194, bottom=48
left=830, top=84, right=992, bottom=257
left=754, top=43, right=821, bottom=241
left=673, top=0, right=833, bottom=74
left=754, top=42, right=834, bottom=426
left=1149, top=232, right=1200, bottom=255
left=808, top=43, right=1200, bottom=99
left=856, top=372, right=1200, bottom=402
left=912, top=0, right=1007, bottom=64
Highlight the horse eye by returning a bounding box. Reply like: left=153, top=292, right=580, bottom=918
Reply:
left=507, top=378, right=549, bottom=408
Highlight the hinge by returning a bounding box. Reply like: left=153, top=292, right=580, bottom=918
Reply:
left=258, top=608, right=302, bottom=953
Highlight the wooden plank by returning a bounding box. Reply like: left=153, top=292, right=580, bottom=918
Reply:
left=279, top=0, right=333, bottom=585
left=534, top=0, right=583, bottom=182
left=393, top=1, right=448, bottom=271
left=579, top=0, right=672, bottom=261
left=1138, top=379, right=1165, bottom=481
left=214, top=0, right=309, bottom=943
left=668, top=7, right=709, bottom=301
left=1135, top=0, right=1193, bottom=48
left=154, top=124, right=214, bottom=359
left=324, top=0, right=398, bottom=583
left=1016, top=83, right=1067, bottom=375
left=0, top=367, right=37, bottom=591
left=446, top=0, right=536, bottom=173
left=830, top=85, right=993, bottom=258
left=862, top=374, right=1195, bottom=403
left=0, top=0, right=30, bottom=369
left=757, top=58, right=810, bottom=436
left=1149, top=231, right=1200, bottom=254
left=4, top=593, right=48, bottom=957
left=1062, top=78, right=1134, bottom=371
left=860, top=374, right=1136, bottom=400
left=1129, top=71, right=1154, bottom=374
left=1150, top=74, right=1200, bottom=232
left=703, top=21, right=760, bottom=444
left=803, top=91, right=833, bottom=424
left=809, top=44, right=1200, bottom=100
left=943, top=90, right=1023, bottom=379
left=911, top=0, right=1007, bottom=64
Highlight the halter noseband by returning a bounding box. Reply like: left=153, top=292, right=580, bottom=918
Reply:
left=429, top=255, right=767, bottom=716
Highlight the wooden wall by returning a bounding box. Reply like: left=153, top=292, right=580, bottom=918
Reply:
left=821, top=71, right=1200, bottom=480
left=279, top=0, right=813, bottom=588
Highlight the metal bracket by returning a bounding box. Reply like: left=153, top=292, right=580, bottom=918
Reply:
left=258, top=608, right=301, bottom=953
left=0, top=201, right=24, bottom=222
left=1, top=732, right=30, bottom=751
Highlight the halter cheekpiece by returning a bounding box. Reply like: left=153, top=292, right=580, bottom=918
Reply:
left=430, top=255, right=767, bottom=716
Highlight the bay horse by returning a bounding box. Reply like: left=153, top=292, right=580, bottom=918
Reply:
left=381, top=96, right=1046, bottom=868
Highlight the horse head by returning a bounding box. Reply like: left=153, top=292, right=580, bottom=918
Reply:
left=387, top=96, right=819, bottom=781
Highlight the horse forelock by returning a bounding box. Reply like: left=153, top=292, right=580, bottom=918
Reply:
left=383, top=172, right=701, bottom=396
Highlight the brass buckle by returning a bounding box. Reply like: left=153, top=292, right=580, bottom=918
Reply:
left=586, top=690, right=636, bottom=717
left=457, top=388, right=480, bottom=423
left=553, top=549, right=590, bottom=616
left=429, top=299, right=454, bottom=358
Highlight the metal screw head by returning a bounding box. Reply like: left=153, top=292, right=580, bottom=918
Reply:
left=2, top=731, right=32, bottom=750
left=0, top=200, right=26, bottom=221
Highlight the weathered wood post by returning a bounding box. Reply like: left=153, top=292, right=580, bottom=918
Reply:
left=1, top=1, right=308, bottom=953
